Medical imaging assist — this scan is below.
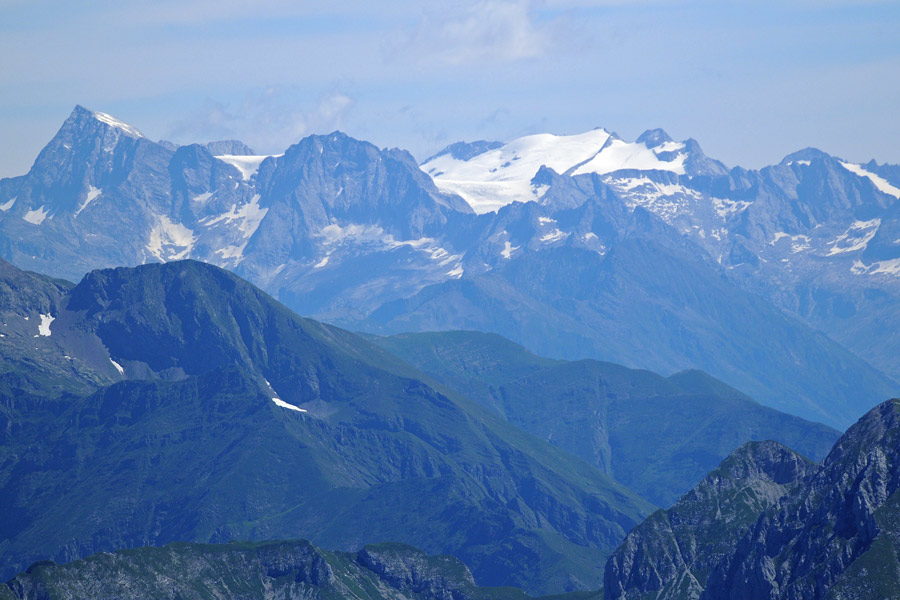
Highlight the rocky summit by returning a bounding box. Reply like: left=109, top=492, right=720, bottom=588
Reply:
left=604, top=398, right=900, bottom=600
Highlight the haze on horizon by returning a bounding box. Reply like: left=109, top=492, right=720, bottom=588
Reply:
left=0, top=0, right=898, bottom=179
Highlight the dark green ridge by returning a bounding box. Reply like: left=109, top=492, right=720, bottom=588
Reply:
left=371, top=330, right=839, bottom=507
left=0, top=259, right=651, bottom=594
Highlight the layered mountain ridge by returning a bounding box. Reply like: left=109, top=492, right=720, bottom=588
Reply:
left=371, top=331, right=839, bottom=507
left=1, top=107, right=899, bottom=428
left=0, top=258, right=655, bottom=593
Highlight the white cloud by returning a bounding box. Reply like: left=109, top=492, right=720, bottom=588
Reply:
left=388, top=1, right=549, bottom=66
left=103, top=1, right=396, bottom=26
left=168, top=89, right=355, bottom=153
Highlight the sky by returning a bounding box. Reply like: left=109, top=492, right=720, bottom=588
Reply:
left=0, top=0, right=898, bottom=178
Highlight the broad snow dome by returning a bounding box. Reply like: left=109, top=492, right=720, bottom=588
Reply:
left=421, top=129, right=688, bottom=214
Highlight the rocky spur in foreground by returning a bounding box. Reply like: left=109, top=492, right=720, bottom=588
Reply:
left=1, top=540, right=600, bottom=600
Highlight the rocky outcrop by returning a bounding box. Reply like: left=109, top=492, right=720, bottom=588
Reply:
left=703, top=399, right=900, bottom=600
left=604, top=441, right=813, bottom=600
left=2, top=540, right=547, bottom=600
left=356, top=543, right=476, bottom=600
left=605, top=398, right=900, bottom=600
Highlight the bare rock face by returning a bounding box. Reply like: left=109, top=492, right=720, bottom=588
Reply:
left=3, top=540, right=492, bottom=600
left=605, top=398, right=900, bottom=600
left=703, top=399, right=900, bottom=600
left=356, top=543, right=476, bottom=600
left=604, top=441, right=813, bottom=600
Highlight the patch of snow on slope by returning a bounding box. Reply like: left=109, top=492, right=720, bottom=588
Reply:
left=501, top=240, right=519, bottom=259
left=110, top=359, right=125, bottom=375
left=75, top=186, right=102, bottom=217
left=314, top=255, right=330, bottom=268
left=315, top=222, right=464, bottom=273
left=23, top=206, right=49, bottom=225
left=266, top=379, right=307, bottom=412
left=851, top=258, right=900, bottom=277
left=192, top=192, right=213, bottom=204
left=541, top=229, right=568, bottom=243
left=203, top=194, right=267, bottom=239
left=37, top=313, right=54, bottom=337
left=791, top=236, right=811, bottom=253
left=840, top=162, right=900, bottom=198
left=771, top=232, right=810, bottom=252
left=215, top=155, right=278, bottom=181
left=93, top=111, right=144, bottom=138
left=446, top=265, right=464, bottom=278
left=828, top=219, right=881, bottom=255
left=217, top=243, right=249, bottom=261
left=606, top=177, right=703, bottom=223
left=147, top=215, right=196, bottom=260
left=712, top=197, right=751, bottom=219
left=872, top=258, right=900, bottom=276
left=272, top=397, right=307, bottom=412
left=0, top=196, right=15, bottom=211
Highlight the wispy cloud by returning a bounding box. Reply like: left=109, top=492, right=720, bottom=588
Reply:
left=168, top=89, right=355, bottom=153
left=387, top=1, right=550, bottom=66
left=103, top=1, right=388, bottom=26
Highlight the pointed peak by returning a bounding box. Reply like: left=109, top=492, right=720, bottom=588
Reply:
left=91, top=110, right=144, bottom=139
left=636, top=128, right=673, bottom=148
left=70, top=104, right=93, bottom=118
left=63, top=105, right=144, bottom=139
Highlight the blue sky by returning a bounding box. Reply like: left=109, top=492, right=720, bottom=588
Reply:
left=1, top=0, right=898, bottom=177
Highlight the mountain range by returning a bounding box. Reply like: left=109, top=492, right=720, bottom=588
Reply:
left=0, top=258, right=841, bottom=594
left=1, top=107, right=900, bottom=428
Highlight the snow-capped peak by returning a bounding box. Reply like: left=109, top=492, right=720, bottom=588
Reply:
left=422, top=128, right=689, bottom=214
left=91, top=110, right=144, bottom=138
